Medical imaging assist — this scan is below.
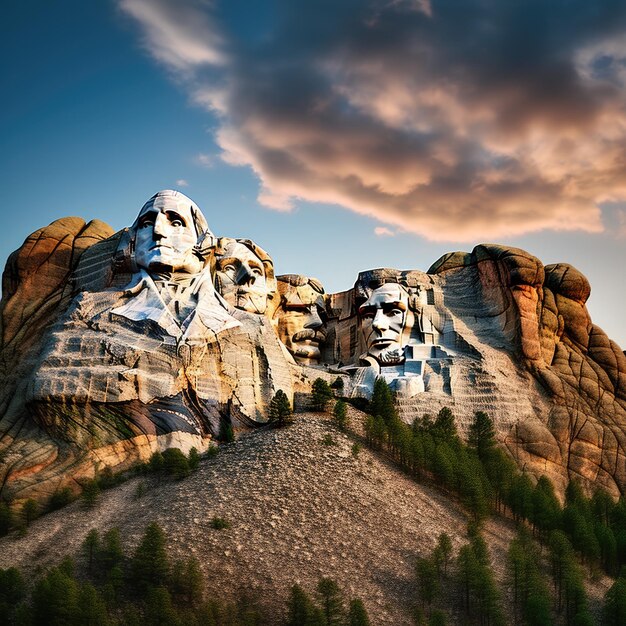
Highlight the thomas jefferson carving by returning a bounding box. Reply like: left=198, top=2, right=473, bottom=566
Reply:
left=213, top=238, right=276, bottom=315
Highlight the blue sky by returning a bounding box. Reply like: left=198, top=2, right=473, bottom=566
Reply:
left=1, top=1, right=625, bottom=347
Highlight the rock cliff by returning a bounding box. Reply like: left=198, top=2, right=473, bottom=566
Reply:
left=0, top=193, right=624, bottom=505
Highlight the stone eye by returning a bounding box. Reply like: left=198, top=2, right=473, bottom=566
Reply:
left=140, top=219, right=154, bottom=228
left=171, top=219, right=184, bottom=227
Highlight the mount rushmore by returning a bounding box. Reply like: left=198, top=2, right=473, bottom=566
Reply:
left=0, top=190, right=625, bottom=504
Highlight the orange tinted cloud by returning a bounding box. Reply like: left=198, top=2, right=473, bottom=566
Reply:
left=121, top=0, right=626, bottom=241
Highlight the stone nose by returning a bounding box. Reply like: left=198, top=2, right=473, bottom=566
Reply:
left=304, top=307, right=323, bottom=330
left=153, top=212, right=168, bottom=239
left=236, top=262, right=256, bottom=285
left=372, top=309, right=389, bottom=332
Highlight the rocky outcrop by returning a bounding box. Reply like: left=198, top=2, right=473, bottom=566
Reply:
left=429, top=245, right=626, bottom=496
left=0, top=218, right=116, bottom=505
left=0, top=208, right=624, bottom=505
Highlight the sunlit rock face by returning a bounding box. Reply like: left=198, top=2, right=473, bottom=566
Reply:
left=213, top=237, right=276, bottom=315
left=270, top=275, right=328, bottom=366
left=0, top=191, right=294, bottom=504
left=426, top=246, right=626, bottom=497
left=0, top=196, right=624, bottom=505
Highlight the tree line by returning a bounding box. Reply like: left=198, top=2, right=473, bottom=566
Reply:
left=0, top=446, right=206, bottom=537
left=361, top=378, right=626, bottom=579
left=0, top=521, right=371, bottom=626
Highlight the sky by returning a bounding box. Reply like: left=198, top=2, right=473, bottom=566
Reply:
left=1, top=0, right=625, bottom=347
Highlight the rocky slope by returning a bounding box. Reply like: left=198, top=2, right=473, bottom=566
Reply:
left=0, top=411, right=611, bottom=625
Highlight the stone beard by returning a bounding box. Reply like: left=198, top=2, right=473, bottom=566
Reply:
left=213, top=238, right=275, bottom=315
left=273, top=276, right=327, bottom=365
left=358, top=283, right=413, bottom=366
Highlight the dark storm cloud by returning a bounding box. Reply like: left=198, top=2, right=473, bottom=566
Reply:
left=120, top=0, right=626, bottom=240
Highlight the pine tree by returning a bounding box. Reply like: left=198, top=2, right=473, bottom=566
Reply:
left=0, top=567, right=25, bottom=624
left=432, top=407, right=457, bottom=443
left=32, top=565, right=80, bottom=625
left=509, top=474, right=534, bottom=522
left=317, top=577, right=344, bottom=626
left=370, top=378, right=396, bottom=423
left=83, top=529, right=100, bottom=574
left=132, top=522, right=170, bottom=594
left=468, top=411, right=496, bottom=458
left=416, top=557, right=439, bottom=607
left=312, top=378, right=334, bottom=411
left=348, top=598, right=370, bottom=626
left=591, top=489, right=614, bottom=526
left=162, top=448, right=191, bottom=479
left=188, top=447, right=200, bottom=471
left=332, top=400, right=348, bottom=431
left=22, top=499, right=39, bottom=526
left=432, top=443, right=455, bottom=489
left=149, top=451, right=165, bottom=472
left=531, top=476, right=561, bottom=537
left=507, top=530, right=551, bottom=626
left=99, top=527, right=124, bottom=575
left=269, top=389, right=293, bottom=427
left=49, top=487, right=74, bottom=511
left=549, top=530, right=572, bottom=614
left=144, top=586, right=181, bottom=626
left=170, top=557, right=203, bottom=606
left=287, top=584, right=324, bottom=626
left=433, top=533, right=453, bottom=576
left=0, top=502, right=12, bottom=536
left=77, top=582, right=110, bottom=626
left=457, top=532, right=504, bottom=624
left=548, top=529, right=593, bottom=623
left=81, top=480, right=101, bottom=509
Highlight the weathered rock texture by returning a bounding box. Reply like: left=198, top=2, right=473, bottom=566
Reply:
left=428, top=246, right=626, bottom=497
left=0, top=219, right=120, bottom=505
left=0, top=216, right=299, bottom=506
left=0, top=212, right=624, bottom=505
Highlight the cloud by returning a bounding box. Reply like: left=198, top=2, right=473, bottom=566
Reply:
left=176, top=179, right=189, bottom=187
left=118, top=0, right=225, bottom=75
left=195, top=153, right=214, bottom=168
left=374, top=226, right=395, bottom=237
left=119, top=0, right=626, bottom=242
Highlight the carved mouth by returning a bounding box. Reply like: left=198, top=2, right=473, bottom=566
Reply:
left=292, top=329, right=326, bottom=344
left=370, top=337, right=395, bottom=347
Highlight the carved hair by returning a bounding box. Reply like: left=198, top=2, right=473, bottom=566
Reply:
left=354, top=268, right=424, bottom=312
left=277, top=274, right=325, bottom=294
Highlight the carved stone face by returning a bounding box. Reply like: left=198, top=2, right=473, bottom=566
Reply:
left=275, top=281, right=327, bottom=365
left=215, top=241, right=269, bottom=314
left=134, top=194, right=202, bottom=275
left=359, top=283, right=410, bottom=365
